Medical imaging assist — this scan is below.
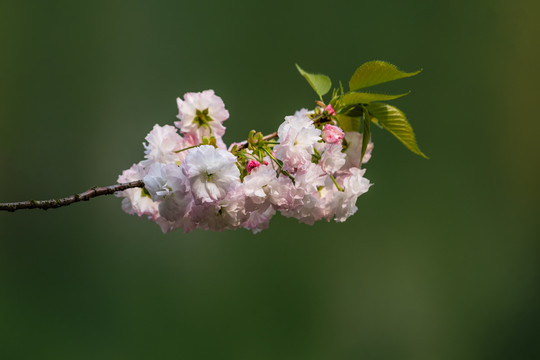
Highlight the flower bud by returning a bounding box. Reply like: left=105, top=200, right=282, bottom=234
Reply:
left=324, top=104, right=336, bottom=116
left=246, top=159, right=261, bottom=173
left=322, top=124, right=344, bottom=144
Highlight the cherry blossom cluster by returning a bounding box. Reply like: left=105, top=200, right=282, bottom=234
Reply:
left=117, top=90, right=373, bottom=233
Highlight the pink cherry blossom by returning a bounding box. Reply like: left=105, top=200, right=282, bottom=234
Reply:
left=322, top=124, right=345, bottom=144
left=324, top=104, right=336, bottom=116
left=274, top=109, right=321, bottom=172
left=319, top=144, right=346, bottom=174
left=117, top=162, right=159, bottom=220
left=342, top=132, right=374, bottom=170
left=175, top=90, right=229, bottom=141
left=142, top=124, right=189, bottom=165
left=246, top=159, right=261, bottom=173
left=117, top=92, right=374, bottom=234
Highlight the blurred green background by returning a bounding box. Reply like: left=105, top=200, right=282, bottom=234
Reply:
left=1, top=0, right=539, bottom=358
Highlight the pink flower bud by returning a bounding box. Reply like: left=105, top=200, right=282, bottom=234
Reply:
left=322, top=124, right=344, bottom=144
left=324, top=104, right=336, bottom=116
left=246, top=159, right=261, bottom=173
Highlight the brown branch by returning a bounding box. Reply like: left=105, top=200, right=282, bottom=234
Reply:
left=2, top=131, right=280, bottom=213
left=261, top=132, right=278, bottom=142
left=0, top=180, right=145, bottom=212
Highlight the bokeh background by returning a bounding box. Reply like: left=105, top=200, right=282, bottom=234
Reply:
left=1, top=0, right=539, bottom=358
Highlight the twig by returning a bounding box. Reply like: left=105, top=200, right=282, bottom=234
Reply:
left=227, top=116, right=323, bottom=152
left=228, top=131, right=278, bottom=151
left=2, top=130, right=279, bottom=212
left=0, top=180, right=144, bottom=212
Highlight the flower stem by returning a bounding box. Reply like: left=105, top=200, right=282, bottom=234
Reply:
left=228, top=132, right=278, bottom=151
left=174, top=145, right=200, bottom=153
left=330, top=174, right=344, bottom=192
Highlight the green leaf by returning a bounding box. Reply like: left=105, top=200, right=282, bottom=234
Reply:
left=335, top=114, right=361, bottom=132
left=343, top=105, right=364, bottom=118
left=361, top=111, right=371, bottom=161
left=367, top=102, right=428, bottom=158
left=341, top=105, right=378, bottom=130
left=341, top=91, right=410, bottom=105
left=295, top=64, right=332, bottom=98
left=141, top=187, right=151, bottom=198
left=349, top=61, right=421, bottom=91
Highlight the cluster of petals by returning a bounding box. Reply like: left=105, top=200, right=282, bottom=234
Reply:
left=175, top=89, right=228, bottom=142
left=117, top=91, right=373, bottom=234
left=322, top=124, right=344, bottom=144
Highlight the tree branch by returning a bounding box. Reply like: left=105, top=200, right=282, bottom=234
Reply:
left=0, top=180, right=144, bottom=212
left=2, top=131, right=280, bottom=213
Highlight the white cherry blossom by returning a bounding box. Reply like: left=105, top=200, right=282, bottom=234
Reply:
left=175, top=90, right=229, bottom=140
left=143, top=124, right=191, bottom=165
left=182, top=145, right=240, bottom=204
left=274, top=109, right=321, bottom=172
